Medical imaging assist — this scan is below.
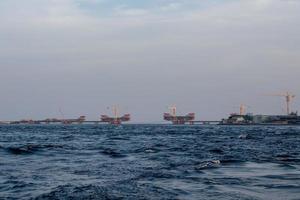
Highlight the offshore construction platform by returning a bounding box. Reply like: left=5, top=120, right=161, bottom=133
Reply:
left=163, top=105, right=195, bottom=124
left=221, top=92, right=300, bottom=125
left=1, top=106, right=131, bottom=125
left=163, top=105, right=219, bottom=125
left=100, top=106, right=130, bottom=125
left=8, top=116, right=87, bottom=125
left=0, top=91, right=299, bottom=125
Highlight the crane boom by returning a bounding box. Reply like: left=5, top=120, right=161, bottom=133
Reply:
left=266, top=92, right=296, bottom=115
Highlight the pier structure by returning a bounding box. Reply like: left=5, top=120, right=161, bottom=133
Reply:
left=190, top=120, right=220, bottom=125
left=8, top=116, right=87, bottom=125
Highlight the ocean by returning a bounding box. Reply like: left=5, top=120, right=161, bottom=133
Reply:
left=0, top=125, right=299, bottom=200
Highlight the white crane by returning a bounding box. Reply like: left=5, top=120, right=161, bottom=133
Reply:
left=267, top=92, right=296, bottom=115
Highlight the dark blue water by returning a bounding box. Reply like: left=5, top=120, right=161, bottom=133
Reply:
left=0, top=125, right=300, bottom=200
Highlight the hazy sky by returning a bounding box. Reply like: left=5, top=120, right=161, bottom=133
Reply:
left=0, top=0, right=300, bottom=122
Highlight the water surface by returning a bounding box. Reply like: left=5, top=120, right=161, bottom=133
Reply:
left=0, top=125, right=299, bottom=200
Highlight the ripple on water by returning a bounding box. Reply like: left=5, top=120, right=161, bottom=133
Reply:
left=0, top=125, right=299, bottom=200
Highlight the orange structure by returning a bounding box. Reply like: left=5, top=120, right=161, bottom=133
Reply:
left=164, top=105, right=195, bottom=124
left=100, top=106, right=130, bottom=125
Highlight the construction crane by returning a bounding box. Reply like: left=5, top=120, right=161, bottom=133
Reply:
left=240, top=104, right=246, bottom=115
left=267, top=92, right=296, bottom=115
left=238, top=104, right=251, bottom=115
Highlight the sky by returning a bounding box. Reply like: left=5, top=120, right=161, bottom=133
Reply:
left=0, top=0, right=300, bottom=122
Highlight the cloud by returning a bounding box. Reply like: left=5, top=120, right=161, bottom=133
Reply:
left=160, top=3, right=182, bottom=11
left=113, top=6, right=149, bottom=17
left=0, top=0, right=89, bottom=26
left=0, top=0, right=299, bottom=120
left=253, top=0, right=273, bottom=9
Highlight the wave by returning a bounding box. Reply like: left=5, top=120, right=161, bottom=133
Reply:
left=100, top=148, right=127, bottom=158
left=209, top=148, right=224, bottom=154
left=31, top=183, right=177, bottom=200
left=195, top=160, right=221, bottom=170
left=1, top=144, right=64, bottom=155
left=238, top=133, right=254, bottom=139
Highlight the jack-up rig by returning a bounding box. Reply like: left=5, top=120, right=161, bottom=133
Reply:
left=100, top=106, right=130, bottom=125
left=163, top=105, right=195, bottom=124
